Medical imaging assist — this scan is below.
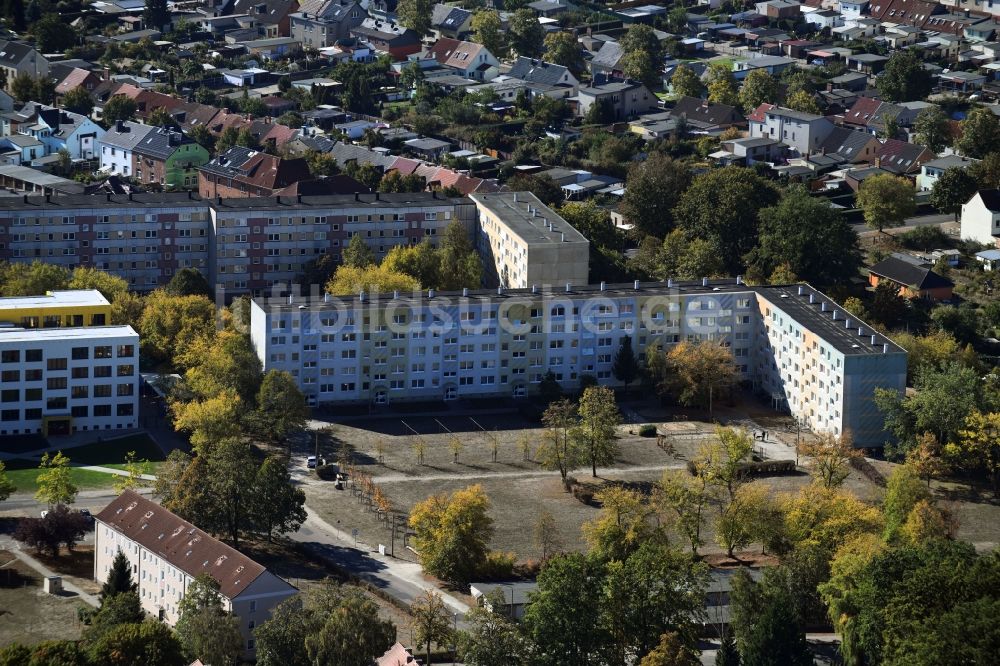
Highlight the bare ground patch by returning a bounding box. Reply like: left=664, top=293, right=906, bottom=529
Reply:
left=0, top=553, right=86, bottom=646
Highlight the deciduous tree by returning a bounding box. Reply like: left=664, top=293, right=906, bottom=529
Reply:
left=670, top=64, right=705, bottom=98
left=784, top=89, right=820, bottom=115
left=543, top=31, right=584, bottom=75
left=508, top=8, right=544, bottom=57
left=254, top=370, right=309, bottom=446
left=913, top=105, right=951, bottom=153
left=706, top=62, right=738, bottom=107
left=877, top=50, right=933, bottom=102
left=411, top=590, right=453, bottom=666
left=342, top=233, right=375, bottom=268
left=326, top=263, right=420, bottom=295
left=956, top=107, right=1000, bottom=158
left=855, top=173, right=916, bottom=234
left=574, top=385, right=621, bottom=477
left=409, top=484, right=494, bottom=585
left=86, top=620, right=185, bottom=666
left=538, top=398, right=582, bottom=483
left=953, top=409, right=1000, bottom=496
left=620, top=154, right=691, bottom=239
left=472, top=10, right=506, bottom=59
left=252, top=455, right=306, bottom=542
left=930, top=167, right=978, bottom=221
left=659, top=341, right=738, bottom=418
left=175, top=574, right=243, bottom=666
left=35, top=451, right=77, bottom=507
left=583, top=486, right=659, bottom=561
left=800, top=433, right=860, bottom=489
left=102, top=96, right=138, bottom=126
left=458, top=588, right=530, bottom=666
left=0, top=461, right=15, bottom=503
left=738, top=69, right=779, bottom=113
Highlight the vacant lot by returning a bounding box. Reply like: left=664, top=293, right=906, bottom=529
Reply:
left=0, top=552, right=86, bottom=646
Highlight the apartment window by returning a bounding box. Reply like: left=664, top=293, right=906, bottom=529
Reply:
left=94, top=366, right=112, bottom=378
left=47, top=358, right=67, bottom=371
left=117, top=384, right=134, bottom=397
left=94, top=346, right=112, bottom=359
left=94, top=404, right=111, bottom=417
left=117, top=365, right=134, bottom=377
left=94, top=385, right=112, bottom=398
left=1, top=389, right=18, bottom=402
left=1, top=409, right=17, bottom=422
left=25, top=349, right=41, bottom=362
left=117, top=404, right=134, bottom=417
left=47, top=377, right=68, bottom=391
left=71, top=386, right=88, bottom=399
left=72, top=367, right=89, bottom=379
left=117, top=345, right=135, bottom=358
left=1, top=370, right=18, bottom=382
left=71, top=347, right=89, bottom=360
left=1, top=350, right=19, bottom=363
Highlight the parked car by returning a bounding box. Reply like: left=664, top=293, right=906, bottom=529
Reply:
left=79, top=508, right=93, bottom=524
left=307, top=456, right=317, bottom=469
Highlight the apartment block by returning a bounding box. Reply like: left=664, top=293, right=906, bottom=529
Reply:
left=471, top=192, right=589, bottom=289
left=0, top=324, right=139, bottom=436
left=0, top=192, right=476, bottom=296
left=249, top=280, right=907, bottom=448
left=0, top=289, right=111, bottom=328
left=95, top=490, right=297, bottom=660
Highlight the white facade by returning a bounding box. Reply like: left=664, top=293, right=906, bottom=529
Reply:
left=0, top=325, right=139, bottom=436
left=94, top=491, right=298, bottom=660
left=98, top=121, right=155, bottom=177
left=249, top=280, right=907, bottom=447
left=960, top=190, right=1000, bottom=247
left=749, top=106, right=835, bottom=156
left=471, top=192, right=589, bottom=289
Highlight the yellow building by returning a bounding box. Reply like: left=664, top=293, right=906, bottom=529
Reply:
left=0, top=290, right=111, bottom=328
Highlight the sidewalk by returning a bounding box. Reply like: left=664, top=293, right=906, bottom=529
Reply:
left=1, top=537, right=100, bottom=607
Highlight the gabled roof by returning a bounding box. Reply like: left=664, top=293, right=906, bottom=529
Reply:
left=975, top=189, right=1000, bottom=212
left=296, top=0, right=358, bottom=19
left=875, top=138, right=929, bottom=173
left=591, top=40, right=623, bottom=70
left=869, top=256, right=954, bottom=290
left=868, top=0, right=941, bottom=26
left=100, top=120, right=156, bottom=151
left=671, top=96, right=744, bottom=127
left=431, top=3, right=472, bottom=30
left=96, top=490, right=294, bottom=600
left=427, top=38, right=486, bottom=70
left=843, top=96, right=882, bottom=126
left=230, top=0, right=299, bottom=24
left=199, top=145, right=311, bottom=189
left=55, top=68, right=98, bottom=95
left=748, top=102, right=775, bottom=123
left=133, top=127, right=195, bottom=160
left=819, top=126, right=877, bottom=160
left=0, top=40, right=40, bottom=67
left=507, top=57, right=573, bottom=86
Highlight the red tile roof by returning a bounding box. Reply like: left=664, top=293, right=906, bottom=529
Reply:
left=748, top=103, right=775, bottom=123
left=843, top=97, right=882, bottom=126
left=95, top=490, right=288, bottom=600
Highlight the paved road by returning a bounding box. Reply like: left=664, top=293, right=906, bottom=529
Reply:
left=291, top=508, right=471, bottom=624
left=850, top=212, right=952, bottom=230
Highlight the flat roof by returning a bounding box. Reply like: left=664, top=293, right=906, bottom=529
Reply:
left=0, top=290, right=109, bottom=311
left=256, top=279, right=903, bottom=357
left=0, top=192, right=470, bottom=212
left=0, top=324, right=136, bottom=342
left=756, top=285, right=904, bottom=356
left=469, top=192, right=588, bottom=247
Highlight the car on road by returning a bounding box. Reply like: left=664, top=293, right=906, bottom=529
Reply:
left=79, top=509, right=93, bottom=524
left=307, top=456, right=317, bottom=469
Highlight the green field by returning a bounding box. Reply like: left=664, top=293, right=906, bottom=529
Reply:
left=0, top=433, right=166, bottom=492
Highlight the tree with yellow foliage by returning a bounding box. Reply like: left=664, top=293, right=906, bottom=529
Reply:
left=138, top=290, right=215, bottom=364
left=409, top=484, right=494, bottom=585
left=905, top=432, right=950, bottom=487
left=659, top=341, right=737, bottom=418
left=583, top=486, right=661, bottom=561
left=953, top=410, right=1000, bottom=497
left=177, top=328, right=262, bottom=402
left=171, top=392, right=244, bottom=453
left=326, top=263, right=420, bottom=296
left=800, top=432, right=861, bottom=489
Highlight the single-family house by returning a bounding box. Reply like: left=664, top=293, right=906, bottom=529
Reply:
left=199, top=146, right=312, bottom=197
left=430, top=3, right=473, bottom=39
left=226, top=0, right=301, bottom=37
left=426, top=39, right=499, bottom=81
left=0, top=133, right=44, bottom=164
left=667, top=96, right=745, bottom=133
left=95, top=490, right=298, bottom=661
left=748, top=103, right=835, bottom=156
left=290, top=0, right=366, bottom=49
left=873, top=138, right=933, bottom=175
left=867, top=255, right=955, bottom=301
left=845, top=52, right=889, bottom=74
left=839, top=0, right=868, bottom=19
left=350, top=18, right=421, bottom=60
left=590, top=40, right=624, bottom=82
left=55, top=67, right=103, bottom=97
left=975, top=248, right=1000, bottom=270
left=733, top=55, right=796, bottom=80
left=506, top=57, right=580, bottom=91
left=818, top=126, right=881, bottom=164
left=804, top=9, right=844, bottom=29
left=961, top=189, right=1000, bottom=247
left=868, top=0, right=944, bottom=29
left=403, top=136, right=452, bottom=160
left=0, top=41, right=48, bottom=83
left=576, top=81, right=657, bottom=121
left=13, top=104, right=105, bottom=160
left=98, top=120, right=156, bottom=177
left=132, top=127, right=210, bottom=189
left=715, top=137, right=787, bottom=165
left=245, top=36, right=303, bottom=60
left=917, top=155, right=977, bottom=191
left=755, top=0, right=800, bottom=19
left=469, top=581, right=538, bottom=620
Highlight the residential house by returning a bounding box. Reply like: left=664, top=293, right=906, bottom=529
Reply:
left=95, top=490, right=298, bottom=660
left=350, top=18, right=421, bottom=60
left=0, top=133, right=44, bottom=164
left=803, top=9, right=844, bottom=29
left=975, top=248, right=1000, bottom=270
left=867, top=0, right=944, bottom=29
left=13, top=104, right=105, bottom=160
left=629, top=112, right=682, bottom=140
left=817, top=125, right=881, bottom=164
left=506, top=57, right=580, bottom=92
left=874, top=138, right=933, bottom=175
left=576, top=81, right=657, bottom=121
left=226, top=0, right=301, bottom=37
left=430, top=3, right=473, bottom=40
left=469, top=581, right=538, bottom=620
left=733, top=55, right=796, bottom=80
left=98, top=120, right=156, bottom=177
left=916, top=155, right=975, bottom=191
left=755, top=0, right=800, bottom=19
left=748, top=104, right=835, bottom=156
left=667, top=96, right=745, bottom=133
left=132, top=128, right=210, bottom=189
left=426, top=39, right=499, bottom=81
left=839, top=0, right=869, bottom=18
left=198, top=146, right=312, bottom=197
left=590, top=41, right=624, bottom=82
left=0, top=41, right=48, bottom=84
left=55, top=68, right=103, bottom=98
left=403, top=137, right=451, bottom=160
left=845, top=52, right=890, bottom=74
left=245, top=36, right=302, bottom=60
left=867, top=255, right=955, bottom=301
left=290, top=0, right=365, bottom=49
left=715, top=137, right=787, bottom=165
left=939, top=70, right=987, bottom=92
left=961, top=189, right=1000, bottom=247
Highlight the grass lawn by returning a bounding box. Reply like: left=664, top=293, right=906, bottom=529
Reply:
left=3, top=459, right=122, bottom=493
left=61, top=433, right=165, bottom=471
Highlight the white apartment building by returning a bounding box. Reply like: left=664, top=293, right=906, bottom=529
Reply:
left=0, top=192, right=476, bottom=296
left=249, top=280, right=907, bottom=448
left=471, top=191, right=589, bottom=289
left=95, top=490, right=298, bottom=660
left=98, top=120, right=155, bottom=177
left=0, top=325, right=139, bottom=436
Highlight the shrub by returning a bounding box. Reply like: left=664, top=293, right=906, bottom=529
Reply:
left=638, top=424, right=658, bottom=437
left=479, top=551, right=517, bottom=581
